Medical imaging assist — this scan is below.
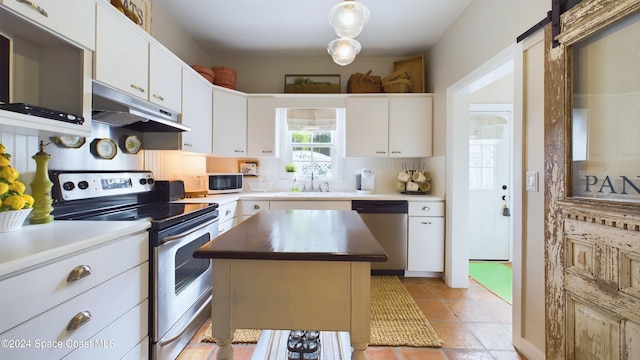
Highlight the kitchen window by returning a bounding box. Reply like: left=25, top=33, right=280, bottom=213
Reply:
left=279, top=108, right=344, bottom=180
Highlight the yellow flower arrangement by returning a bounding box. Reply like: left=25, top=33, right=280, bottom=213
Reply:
left=0, top=144, right=34, bottom=212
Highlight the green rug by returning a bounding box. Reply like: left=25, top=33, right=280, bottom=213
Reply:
left=469, top=262, right=512, bottom=304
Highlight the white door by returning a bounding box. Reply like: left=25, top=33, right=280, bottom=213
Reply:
left=468, top=108, right=512, bottom=260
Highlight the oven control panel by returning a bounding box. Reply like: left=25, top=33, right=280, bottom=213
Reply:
left=52, top=171, right=155, bottom=201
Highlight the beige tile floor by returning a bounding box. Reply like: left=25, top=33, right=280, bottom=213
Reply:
left=177, top=276, right=527, bottom=360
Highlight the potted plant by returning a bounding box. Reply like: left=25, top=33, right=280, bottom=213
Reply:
left=285, top=163, right=298, bottom=192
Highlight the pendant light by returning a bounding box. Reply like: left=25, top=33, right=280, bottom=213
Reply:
left=328, top=0, right=370, bottom=38
left=327, top=0, right=369, bottom=66
left=327, top=38, right=361, bottom=66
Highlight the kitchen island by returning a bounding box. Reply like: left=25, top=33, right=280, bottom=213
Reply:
left=193, top=209, right=387, bottom=360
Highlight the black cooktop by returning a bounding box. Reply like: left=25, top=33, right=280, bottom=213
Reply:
left=54, top=201, right=218, bottom=230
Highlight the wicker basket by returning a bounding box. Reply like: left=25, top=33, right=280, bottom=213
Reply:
left=347, top=70, right=382, bottom=93
left=382, top=70, right=411, bottom=93
left=0, top=208, right=32, bottom=233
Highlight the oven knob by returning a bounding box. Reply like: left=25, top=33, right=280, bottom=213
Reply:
left=147, top=178, right=154, bottom=184
left=62, top=181, right=75, bottom=191
left=78, top=181, right=89, bottom=190
left=139, top=178, right=147, bottom=185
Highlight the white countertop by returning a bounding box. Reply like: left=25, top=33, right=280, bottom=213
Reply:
left=0, top=220, right=150, bottom=279
left=0, top=192, right=443, bottom=279
left=177, top=192, right=444, bottom=203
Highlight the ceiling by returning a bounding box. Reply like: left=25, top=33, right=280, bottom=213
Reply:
left=153, top=0, right=472, bottom=58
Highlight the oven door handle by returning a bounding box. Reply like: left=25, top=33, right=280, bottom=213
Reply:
left=161, top=218, right=218, bottom=244
left=158, top=295, right=212, bottom=346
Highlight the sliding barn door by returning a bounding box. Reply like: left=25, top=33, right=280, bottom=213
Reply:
left=544, top=1, right=640, bottom=359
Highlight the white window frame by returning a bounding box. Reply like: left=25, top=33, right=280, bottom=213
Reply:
left=278, top=108, right=345, bottom=181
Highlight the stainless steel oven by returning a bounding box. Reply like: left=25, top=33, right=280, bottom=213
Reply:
left=151, top=211, right=217, bottom=360
left=50, top=170, right=219, bottom=360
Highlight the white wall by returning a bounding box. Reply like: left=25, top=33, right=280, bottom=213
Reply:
left=151, top=4, right=212, bottom=66
left=428, top=0, right=548, bottom=358
left=430, top=0, right=549, bottom=157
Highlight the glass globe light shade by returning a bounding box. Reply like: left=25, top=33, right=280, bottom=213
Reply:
left=328, top=0, right=370, bottom=38
left=327, top=38, right=361, bottom=66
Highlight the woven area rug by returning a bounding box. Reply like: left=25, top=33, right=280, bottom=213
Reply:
left=201, top=276, right=442, bottom=347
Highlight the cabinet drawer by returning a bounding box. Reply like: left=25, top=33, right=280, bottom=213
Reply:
left=64, top=299, right=148, bottom=360
left=218, top=201, right=238, bottom=223
left=242, top=200, right=269, bottom=216
left=218, top=217, right=237, bottom=236
left=0, top=263, right=148, bottom=359
left=0, top=232, right=148, bottom=334
left=408, top=201, right=445, bottom=217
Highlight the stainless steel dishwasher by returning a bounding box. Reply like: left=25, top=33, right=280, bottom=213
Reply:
left=352, top=200, right=408, bottom=275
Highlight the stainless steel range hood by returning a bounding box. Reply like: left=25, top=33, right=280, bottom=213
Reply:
left=92, top=81, right=190, bottom=132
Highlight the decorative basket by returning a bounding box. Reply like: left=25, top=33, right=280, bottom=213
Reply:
left=347, top=70, right=382, bottom=93
left=0, top=208, right=33, bottom=233
left=190, top=65, right=215, bottom=84
left=382, top=70, right=412, bottom=93
left=211, top=66, right=237, bottom=90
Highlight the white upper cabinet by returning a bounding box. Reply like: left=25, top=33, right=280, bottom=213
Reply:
left=0, top=0, right=96, bottom=50
left=345, top=94, right=433, bottom=158
left=180, top=68, right=212, bottom=154
left=345, top=96, right=389, bottom=157
left=389, top=95, right=433, bottom=157
left=95, top=3, right=148, bottom=99
left=149, top=43, right=182, bottom=113
left=247, top=96, right=278, bottom=157
left=212, top=89, right=247, bottom=157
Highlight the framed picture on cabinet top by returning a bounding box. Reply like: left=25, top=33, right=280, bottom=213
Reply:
left=284, top=74, right=341, bottom=93
left=238, top=160, right=259, bottom=176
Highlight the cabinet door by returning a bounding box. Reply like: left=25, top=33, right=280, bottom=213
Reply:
left=212, top=89, right=247, bottom=156
left=247, top=96, right=277, bottom=157
left=95, top=4, right=148, bottom=99
left=181, top=68, right=212, bottom=154
left=1, top=0, right=96, bottom=50
left=389, top=95, right=433, bottom=157
left=149, top=42, right=182, bottom=113
left=408, top=216, right=444, bottom=272
left=345, top=96, right=389, bottom=157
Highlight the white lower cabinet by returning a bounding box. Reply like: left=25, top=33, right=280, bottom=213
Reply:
left=217, top=201, right=238, bottom=236
left=241, top=200, right=269, bottom=222
left=0, top=231, right=149, bottom=359
left=407, top=201, right=445, bottom=272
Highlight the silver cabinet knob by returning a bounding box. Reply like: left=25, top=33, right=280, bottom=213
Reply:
left=67, top=311, right=92, bottom=330
left=67, top=265, right=92, bottom=282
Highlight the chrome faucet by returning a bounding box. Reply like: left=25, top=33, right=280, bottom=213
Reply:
left=302, top=171, right=322, bottom=192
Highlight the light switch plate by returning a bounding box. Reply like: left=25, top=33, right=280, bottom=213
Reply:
left=526, top=171, right=539, bottom=192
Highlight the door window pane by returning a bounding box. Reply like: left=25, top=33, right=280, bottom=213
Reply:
left=571, top=13, right=640, bottom=202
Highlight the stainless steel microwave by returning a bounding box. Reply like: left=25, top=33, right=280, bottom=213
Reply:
left=207, top=173, right=243, bottom=194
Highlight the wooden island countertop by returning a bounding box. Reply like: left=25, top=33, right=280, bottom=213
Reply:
left=193, top=209, right=388, bottom=263
left=193, top=209, right=388, bottom=360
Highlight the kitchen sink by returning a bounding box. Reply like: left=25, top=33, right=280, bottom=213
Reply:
left=277, top=192, right=350, bottom=197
